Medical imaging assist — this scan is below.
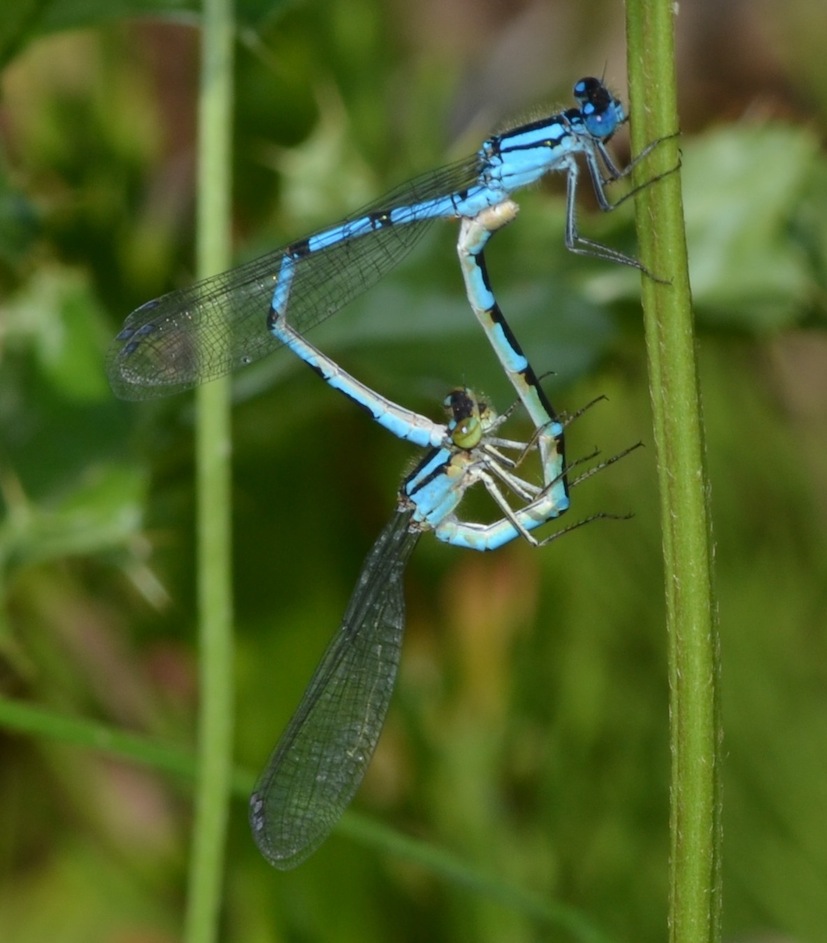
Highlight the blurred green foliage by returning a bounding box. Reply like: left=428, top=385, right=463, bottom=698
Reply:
left=1, top=1, right=827, bottom=941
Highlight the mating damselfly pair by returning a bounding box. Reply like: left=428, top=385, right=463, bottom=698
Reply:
left=108, top=77, right=661, bottom=868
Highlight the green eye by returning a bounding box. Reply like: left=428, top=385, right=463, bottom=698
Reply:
left=451, top=415, right=482, bottom=449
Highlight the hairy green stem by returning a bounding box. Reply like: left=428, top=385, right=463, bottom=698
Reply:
left=625, top=3, right=722, bottom=942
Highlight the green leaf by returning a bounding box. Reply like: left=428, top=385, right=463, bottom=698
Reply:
left=683, top=125, right=822, bottom=331
left=0, top=268, right=146, bottom=572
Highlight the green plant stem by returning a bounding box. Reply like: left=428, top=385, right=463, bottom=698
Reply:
left=625, top=4, right=722, bottom=943
left=184, top=0, right=235, bottom=940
